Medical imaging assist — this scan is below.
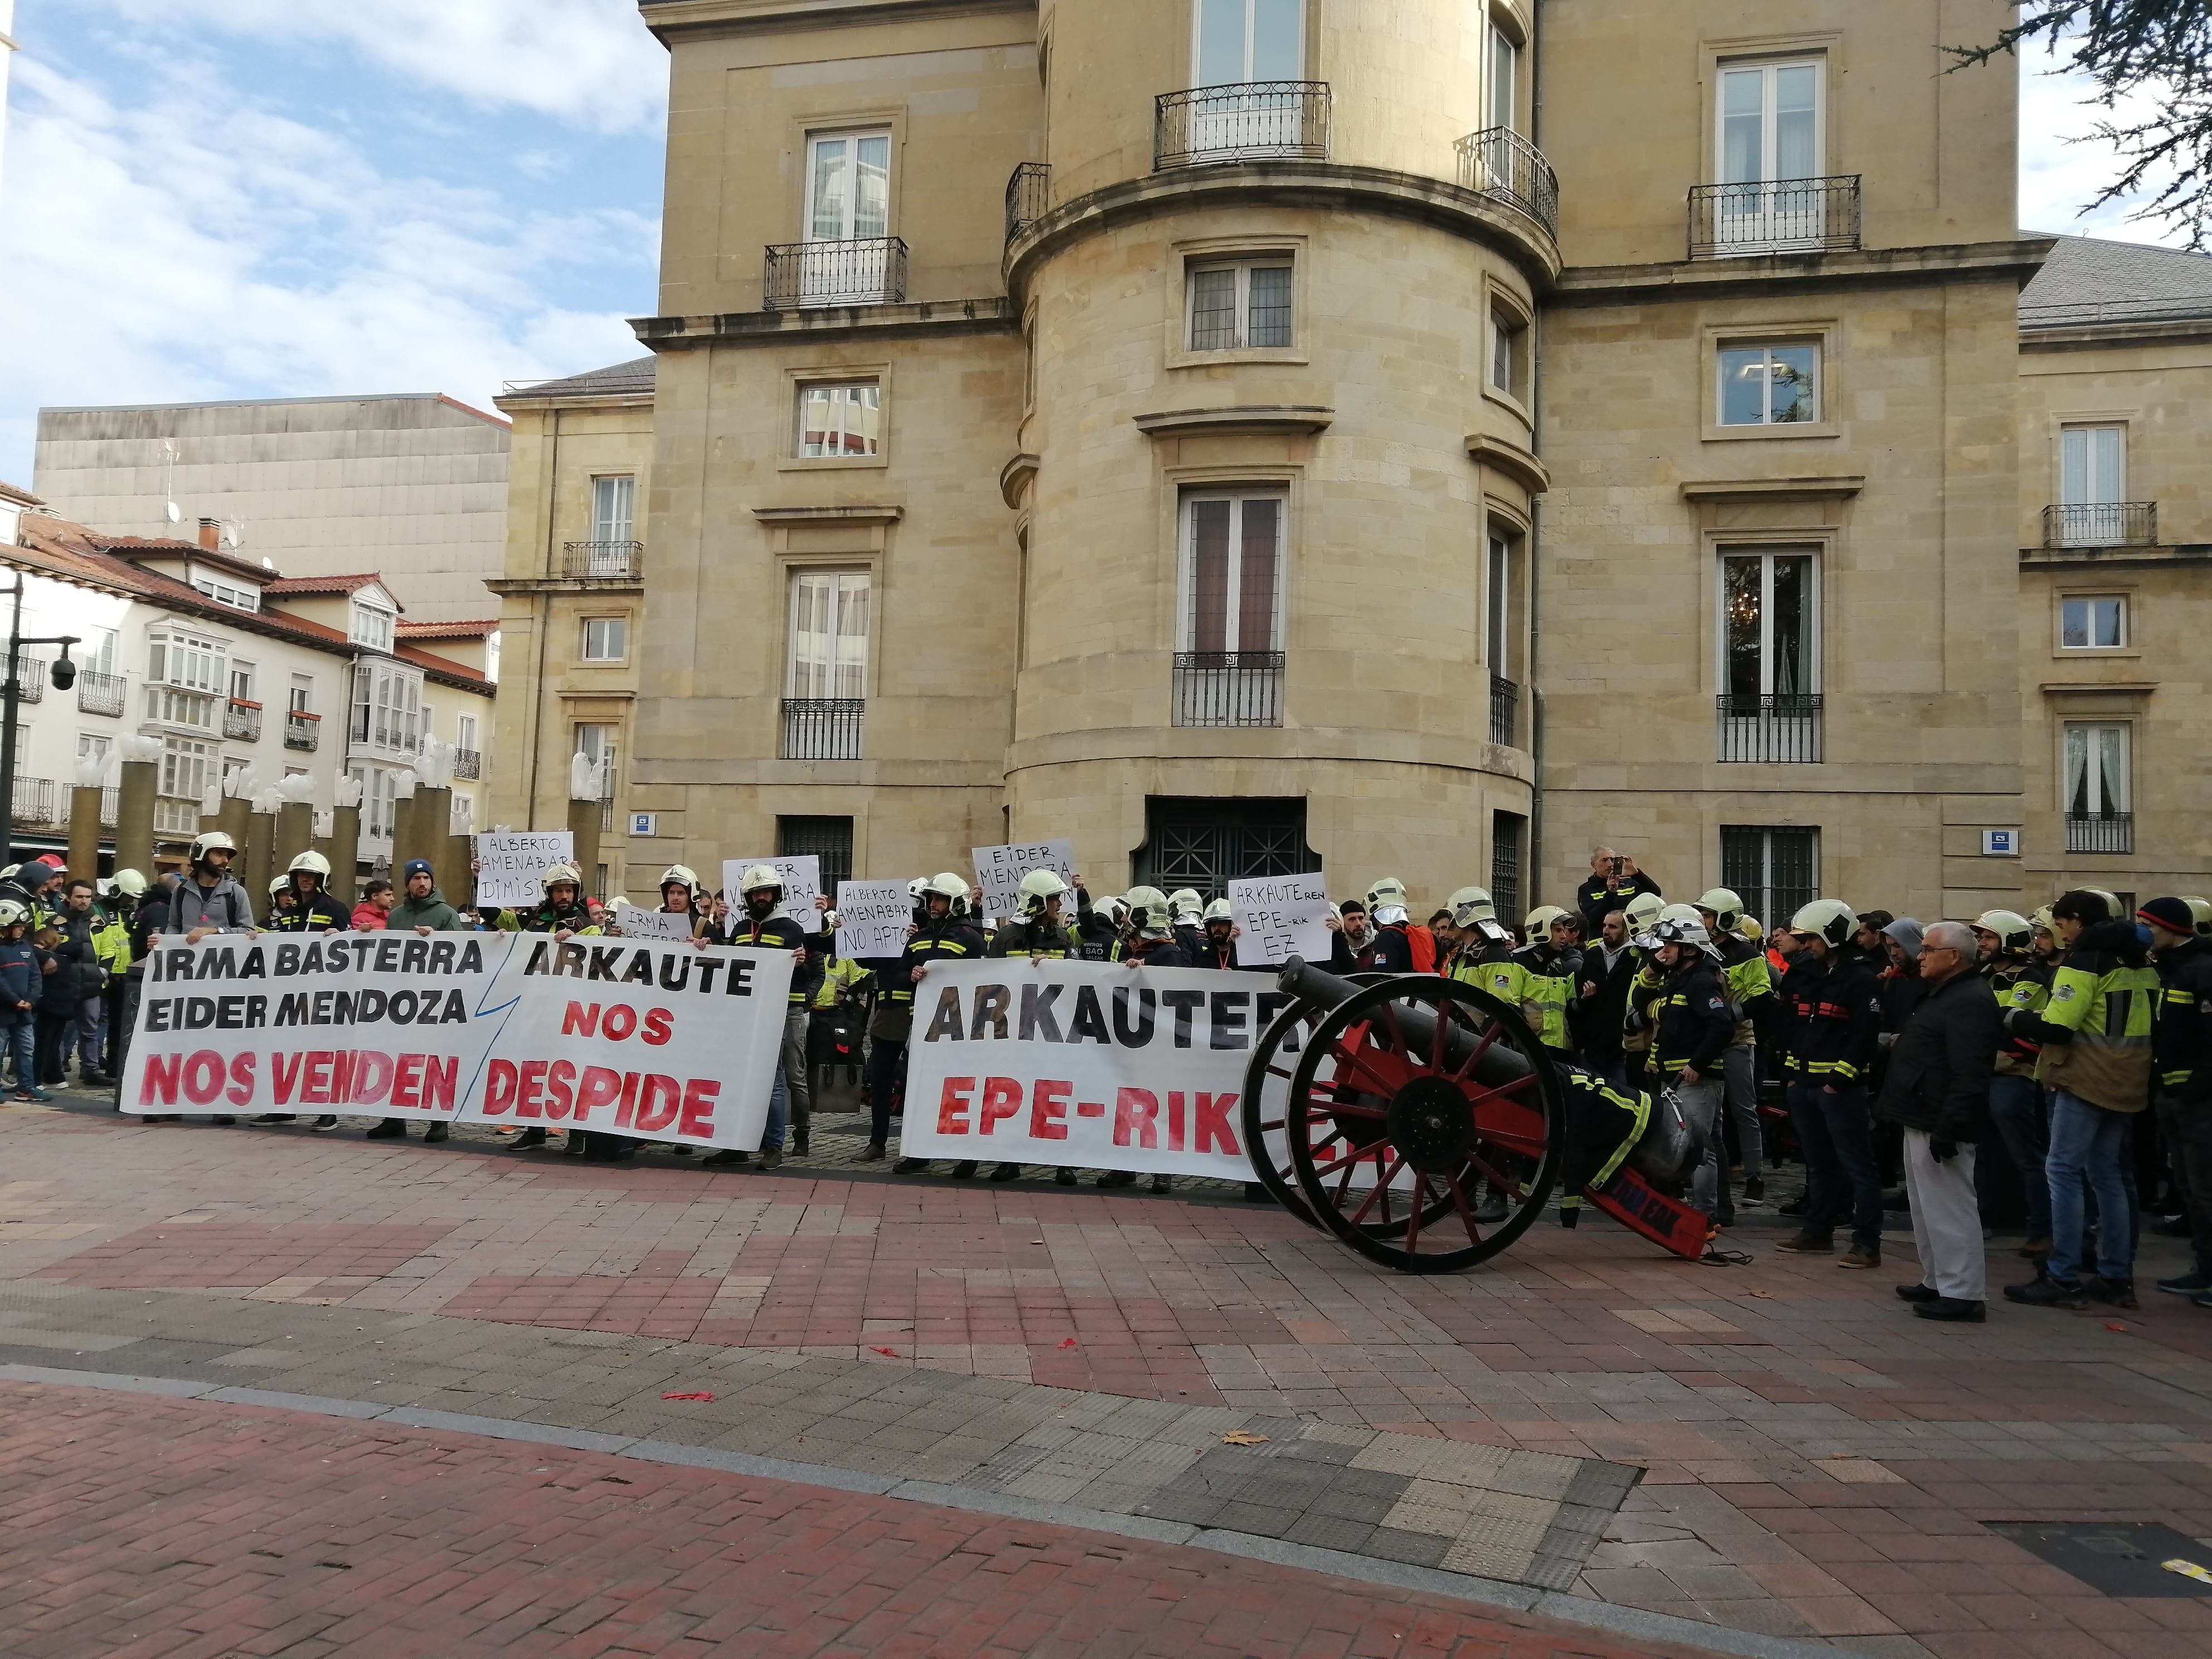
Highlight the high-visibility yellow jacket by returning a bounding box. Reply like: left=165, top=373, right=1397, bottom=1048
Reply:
left=2009, top=921, right=2158, bottom=1113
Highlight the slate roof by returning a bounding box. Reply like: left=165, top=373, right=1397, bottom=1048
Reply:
left=2020, top=232, right=2212, bottom=329
left=501, top=357, right=657, bottom=400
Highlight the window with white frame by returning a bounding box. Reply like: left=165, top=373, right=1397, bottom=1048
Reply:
left=1487, top=530, right=1515, bottom=673
left=350, top=600, right=396, bottom=653
left=351, top=661, right=421, bottom=754
left=1188, top=259, right=1293, bottom=351
left=2064, top=722, right=2130, bottom=819
left=1718, top=341, right=1817, bottom=425
left=228, top=661, right=256, bottom=703
left=456, top=714, right=477, bottom=752
left=580, top=617, right=628, bottom=663
left=787, top=572, right=871, bottom=699
left=1180, top=492, right=1284, bottom=657
left=288, top=675, right=313, bottom=715
left=1194, top=0, right=1303, bottom=83
left=2057, top=424, right=2131, bottom=546
left=191, top=575, right=261, bottom=612
left=1489, top=302, right=1529, bottom=400
left=796, top=382, right=881, bottom=458
left=159, top=736, right=213, bottom=804
left=348, top=763, right=400, bottom=842
left=85, top=629, right=117, bottom=676
left=147, top=627, right=225, bottom=693
left=575, top=724, right=619, bottom=803
left=77, top=733, right=110, bottom=769
left=1721, top=549, right=1818, bottom=702
left=591, top=475, right=636, bottom=545
left=1487, top=15, right=1519, bottom=131
left=145, top=685, right=218, bottom=730
left=1718, top=59, right=1821, bottom=186
left=806, top=130, right=890, bottom=241
left=2060, top=594, right=2127, bottom=650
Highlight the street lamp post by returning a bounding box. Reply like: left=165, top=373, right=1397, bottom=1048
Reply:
left=0, top=571, right=80, bottom=864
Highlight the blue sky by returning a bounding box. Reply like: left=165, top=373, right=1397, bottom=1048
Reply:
left=0, top=5, right=2188, bottom=486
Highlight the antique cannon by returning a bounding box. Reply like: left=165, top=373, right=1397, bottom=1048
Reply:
left=1239, top=959, right=1715, bottom=1273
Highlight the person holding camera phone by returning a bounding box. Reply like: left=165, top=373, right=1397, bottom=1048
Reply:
left=1576, top=847, right=1662, bottom=936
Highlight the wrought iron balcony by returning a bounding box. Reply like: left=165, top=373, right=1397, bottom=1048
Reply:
left=1172, top=651, right=1284, bottom=728
left=4, top=654, right=46, bottom=704
left=2043, top=502, right=2157, bottom=549
left=1689, top=176, right=1861, bottom=258
left=1490, top=675, right=1521, bottom=748
left=1155, top=81, right=1330, bottom=169
left=223, top=698, right=263, bottom=741
left=1455, top=128, right=1558, bottom=238
left=284, top=709, right=321, bottom=751
left=451, top=747, right=481, bottom=781
left=782, top=697, right=865, bottom=761
left=764, top=236, right=909, bottom=310
left=2065, top=812, right=2133, bottom=855
left=8, top=777, right=55, bottom=825
left=1716, top=693, right=1824, bottom=763
left=75, top=670, right=125, bottom=717
left=560, top=541, right=644, bottom=580
left=1005, top=162, right=1050, bottom=242
left=100, top=785, right=118, bottom=827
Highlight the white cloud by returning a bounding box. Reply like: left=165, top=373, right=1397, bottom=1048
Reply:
left=2018, top=39, right=2187, bottom=246
left=0, top=48, right=656, bottom=481
left=88, top=0, right=669, bottom=134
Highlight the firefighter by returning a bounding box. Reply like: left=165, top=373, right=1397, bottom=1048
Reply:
left=983, top=869, right=1081, bottom=1185
left=889, top=873, right=991, bottom=1175
left=1168, top=888, right=1206, bottom=958
left=1773, top=899, right=1888, bottom=1268
left=1694, top=886, right=1779, bottom=1219
left=1439, top=886, right=1513, bottom=983
left=1633, top=916, right=1734, bottom=1221
left=1097, top=886, right=1189, bottom=1191
left=1075, top=891, right=1125, bottom=962
left=1500, top=905, right=1581, bottom=1057
left=1329, top=877, right=1422, bottom=972
left=656, top=864, right=707, bottom=938
left=1973, top=909, right=2054, bottom=1257
left=705, top=865, right=829, bottom=1167
left=1192, top=899, right=1240, bottom=970
left=247, top=852, right=352, bottom=1129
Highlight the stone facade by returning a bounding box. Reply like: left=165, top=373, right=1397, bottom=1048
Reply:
left=488, top=0, right=2205, bottom=921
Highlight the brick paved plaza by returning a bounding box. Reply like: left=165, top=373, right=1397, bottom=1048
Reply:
left=7, top=1094, right=2212, bottom=1658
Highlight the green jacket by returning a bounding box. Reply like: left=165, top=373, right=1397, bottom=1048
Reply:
left=388, top=886, right=468, bottom=932
left=93, top=912, right=133, bottom=974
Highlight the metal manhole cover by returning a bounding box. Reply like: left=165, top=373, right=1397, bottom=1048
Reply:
left=1989, top=1521, right=2212, bottom=1597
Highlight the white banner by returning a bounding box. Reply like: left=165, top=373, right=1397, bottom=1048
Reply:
left=972, top=839, right=1075, bottom=922
left=121, top=933, right=793, bottom=1151
left=473, top=831, right=574, bottom=908
left=1229, top=872, right=1332, bottom=967
left=609, top=903, right=695, bottom=942
left=900, top=959, right=1295, bottom=1179
left=722, top=856, right=821, bottom=925
left=836, top=880, right=913, bottom=962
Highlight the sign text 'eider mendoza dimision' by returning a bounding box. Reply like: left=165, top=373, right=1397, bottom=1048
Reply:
left=119, top=933, right=794, bottom=1149
left=900, top=959, right=1293, bottom=1180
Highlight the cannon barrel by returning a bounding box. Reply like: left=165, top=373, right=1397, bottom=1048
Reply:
left=1275, top=957, right=1535, bottom=1090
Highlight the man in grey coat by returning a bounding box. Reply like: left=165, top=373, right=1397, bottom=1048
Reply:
left=1876, top=920, right=2002, bottom=1322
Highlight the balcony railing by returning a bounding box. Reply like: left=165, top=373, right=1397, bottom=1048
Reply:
left=2066, top=812, right=2133, bottom=855
left=75, top=670, right=126, bottom=717
left=1689, top=176, right=1861, bottom=259
left=1490, top=675, right=1520, bottom=748
left=284, top=709, right=321, bottom=750
left=8, top=777, right=55, bottom=825
left=100, top=785, right=118, bottom=827
left=1717, top=693, right=1824, bottom=763
left=1455, top=128, right=1559, bottom=239
left=1155, top=81, right=1330, bottom=169
left=1172, top=651, right=1284, bottom=727
left=560, top=541, right=644, bottom=580
left=4, top=654, right=46, bottom=704
left=452, top=747, right=481, bottom=780
left=224, top=698, right=263, bottom=741
left=2043, top=502, right=2157, bottom=549
left=782, top=697, right=865, bottom=761
left=1005, top=161, right=1050, bottom=242
left=764, top=236, right=909, bottom=310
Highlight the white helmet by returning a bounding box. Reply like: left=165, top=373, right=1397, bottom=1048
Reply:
left=2187, top=898, right=2212, bottom=939
left=660, top=864, right=701, bottom=894
left=1524, top=904, right=1570, bottom=934
left=1202, top=898, right=1234, bottom=924
left=1366, top=876, right=1413, bottom=916
left=1972, top=909, right=2033, bottom=954
left=926, top=871, right=971, bottom=915
left=1695, top=887, right=1745, bottom=933
left=190, top=831, right=237, bottom=864
left=542, top=862, right=583, bottom=890
left=1623, top=891, right=1667, bottom=933
left=0, top=900, right=28, bottom=928
left=268, top=875, right=290, bottom=896
left=1018, top=869, right=1069, bottom=914
left=1168, top=887, right=1203, bottom=921
left=739, top=864, right=784, bottom=898
left=1447, top=885, right=1495, bottom=926
left=1094, top=893, right=1128, bottom=925
left=1789, top=898, right=1858, bottom=948
left=1124, top=885, right=1173, bottom=937
left=113, top=869, right=149, bottom=898
left=908, top=876, right=932, bottom=901
left=288, top=850, right=332, bottom=879
left=1637, top=915, right=1716, bottom=955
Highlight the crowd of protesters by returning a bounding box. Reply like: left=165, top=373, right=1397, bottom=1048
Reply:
left=36, top=830, right=2212, bottom=1326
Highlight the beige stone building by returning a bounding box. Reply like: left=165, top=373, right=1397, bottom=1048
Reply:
left=489, top=0, right=2208, bottom=923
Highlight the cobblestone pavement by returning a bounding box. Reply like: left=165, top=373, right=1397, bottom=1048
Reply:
left=8, top=1093, right=2212, bottom=1656
left=0, top=1380, right=1730, bottom=1659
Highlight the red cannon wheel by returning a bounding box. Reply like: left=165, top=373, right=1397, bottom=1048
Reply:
left=1284, top=975, right=1566, bottom=1273
left=1242, top=974, right=1400, bottom=1233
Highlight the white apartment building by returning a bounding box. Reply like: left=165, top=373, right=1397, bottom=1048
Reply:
left=0, top=488, right=494, bottom=875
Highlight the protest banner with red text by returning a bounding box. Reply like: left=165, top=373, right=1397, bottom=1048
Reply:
left=119, top=932, right=792, bottom=1151
left=898, top=959, right=1293, bottom=1180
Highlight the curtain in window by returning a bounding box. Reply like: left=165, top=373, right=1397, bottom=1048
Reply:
left=592, top=476, right=635, bottom=543
left=809, top=135, right=889, bottom=240
left=2097, top=726, right=2127, bottom=813
left=788, top=573, right=870, bottom=698
left=1189, top=501, right=1231, bottom=652
left=2064, top=724, right=2089, bottom=815
left=1770, top=556, right=1808, bottom=695
left=1238, top=499, right=1280, bottom=652
left=1774, top=65, right=1817, bottom=178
